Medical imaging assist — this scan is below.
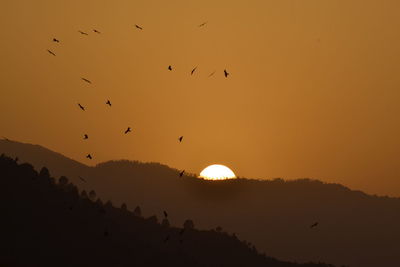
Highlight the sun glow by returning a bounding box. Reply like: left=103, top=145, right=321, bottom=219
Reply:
left=199, top=164, right=236, bottom=180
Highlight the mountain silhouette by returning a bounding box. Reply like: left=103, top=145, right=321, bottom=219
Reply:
left=1, top=140, right=399, bottom=267
left=0, top=154, right=333, bottom=267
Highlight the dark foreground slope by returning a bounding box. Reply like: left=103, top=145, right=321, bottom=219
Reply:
left=2, top=140, right=400, bottom=267
left=0, top=155, right=332, bottom=267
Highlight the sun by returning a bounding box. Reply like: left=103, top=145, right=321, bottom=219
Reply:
left=199, top=164, right=236, bottom=180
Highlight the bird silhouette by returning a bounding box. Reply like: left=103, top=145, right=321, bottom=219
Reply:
left=179, top=170, right=185, bottom=177
left=124, top=127, right=131, bottom=134
left=78, top=30, right=89, bottom=35
left=106, top=100, right=111, bottom=107
left=78, top=176, right=87, bottom=183
left=81, top=77, right=92, bottom=84
left=178, top=136, right=183, bottom=142
left=168, top=65, right=172, bottom=71
left=86, top=154, right=92, bottom=160
left=208, top=71, right=216, bottom=77
left=47, top=49, right=56, bottom=56
left=310, top=222, right=319, bottom=228
left=78, top=104, right=85, bottom=111
left=83, top=134, right=88, bottom=139
left=163, top=211, right=168, bottom=218
left=53, top=38, right=60, bottom=43
left=135, top=24, right=143, bottom=30
left=224, top=69, right=229, bottom=78
left=198, top=21, right=208, bottom=27
left=191, top=67, right=197, bottom=75
left=93, top=29, right=101, bottom=34
left=164, top=235, right=170, bottom=243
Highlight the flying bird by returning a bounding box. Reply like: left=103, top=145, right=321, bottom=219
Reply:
left=93, top=29, right=101, bottom=34
left=53, top=38, right=60, bottom=43
left=208, top=71, right=216, bottom=77
left=124, top=127, right=131, bottom=134
left=81, top=77, right=92, bottom=84
left=78, top=176, right=87, bottom=183
left=86, top=154, right=92, bottom=160
left=310, top=222, right=319, bottom=228
left=78, top=103, right=85, bottom=111
left=83, top=134, right=88, bottom=140
left=106, top=100, right=111, bottom=107
left=47, top=49, right=56, bottom=56
left=179, top=170, right=185, bottom=177
left=163, top=211, right=168, bottom=218
left=198, top=21, right=208, bottom=27
left=168, top=65, right=172, bottom=71
left=191, top=67, right=197, bottom=75
left=135, top=24, right=143, bottom=30
left=224, top=69, right=229, bottom=78
left=78, top=30, right=89, bottom=35
left=178, top=136, right=183, bottom=142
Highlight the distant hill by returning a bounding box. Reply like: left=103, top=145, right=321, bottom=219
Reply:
left=0, top=154, right=333, bottom=267
left=1, top=139, right=400, bottom=267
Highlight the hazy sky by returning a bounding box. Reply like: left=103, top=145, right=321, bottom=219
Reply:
left=1, top=0, right=400, bottom=196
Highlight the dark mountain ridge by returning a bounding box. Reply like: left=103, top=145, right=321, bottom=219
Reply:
left=0, top=154, right=332, bottom=267
left=1, top=139, right=399, bottom=267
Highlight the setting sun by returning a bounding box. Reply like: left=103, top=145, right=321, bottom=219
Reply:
left=199, top=164, right=236, bottom=180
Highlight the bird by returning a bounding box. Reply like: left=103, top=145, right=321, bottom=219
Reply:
left=310, top=222, right=319, bottom=228
left=168, top=65, right=172, bottom=71
left=81, top=77, right=92, bottom=84
left=83, top=134, right=88, bottom=140
left=163, top=211, right=168, bottom=218
left=78, top=30, right=89, bottom=35
left=78, top=176, right=87, bottom=183
left=179, top=170, right=185, bottom=177
left=78, top=103, right=85, bottom=111
left=224, top=69, right=229, bottom=78
left=208, top=71, right=216, bottom=77
left=178, top=136, right=183, bottom=142
left=135, top=24, right=143, bottom=30
left=198, top=21, right=208, bottom=27
left=47, top=49, right=56, bottom=56
left=191, top=67, right=197, bottom=75
left=53, top=38, right=60, bottom=43
left=164, top=235, right=170, bottom=243
left=86, top=154, right=92, bottom=160
left=124, top=127, right=131, bottom=134
left=93, top=29, right=101, bottom=34
left=106, top=100, right=111, bottom=107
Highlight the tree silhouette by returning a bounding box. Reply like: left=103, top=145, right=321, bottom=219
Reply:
left=134, top=206, right=142, bottom=217
left=161, top=218, right=170, bottom=227
left=183, top=219, right=195, bottom=230
left=58, top=176, right=68, bottom=186
left=89, top=190, right=97, bottom=201
left=121, top=203, right=128, bottom=211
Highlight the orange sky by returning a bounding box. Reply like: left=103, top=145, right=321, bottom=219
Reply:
left=1, top=0, right=400, bottom=196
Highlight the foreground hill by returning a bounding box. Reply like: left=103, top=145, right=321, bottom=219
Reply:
left=1, top=140, right=400, bottom=266
left=0, top=154, right=332, bottom=267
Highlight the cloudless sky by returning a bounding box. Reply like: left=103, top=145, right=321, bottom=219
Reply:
left=1, top=0, right=400, bottom=196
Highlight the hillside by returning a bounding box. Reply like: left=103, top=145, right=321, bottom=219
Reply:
left=0, top=154, right=333, bottom=267
left=1, top=140, right=400, bottom=266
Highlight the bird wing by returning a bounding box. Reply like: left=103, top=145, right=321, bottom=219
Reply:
left=47, top=50, right=56, bottom=56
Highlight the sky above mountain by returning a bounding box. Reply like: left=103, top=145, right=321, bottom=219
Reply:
left=1, top=0, right=400, bottom=196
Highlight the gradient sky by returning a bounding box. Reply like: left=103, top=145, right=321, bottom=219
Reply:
left=1, top=0, right=400, bottom=196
